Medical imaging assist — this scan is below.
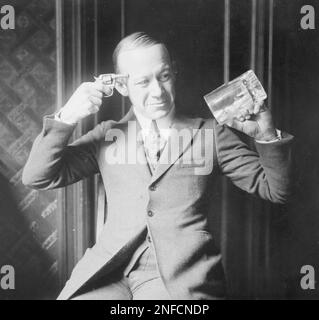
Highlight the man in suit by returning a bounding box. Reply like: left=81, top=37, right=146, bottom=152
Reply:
left=22, top=32, right=293, bottom=300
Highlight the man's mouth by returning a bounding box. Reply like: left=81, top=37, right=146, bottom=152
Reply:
left=148, top=101, right=167, bottom=106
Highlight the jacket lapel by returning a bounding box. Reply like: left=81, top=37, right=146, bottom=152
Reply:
left=150, top=114, right=204, bottom=184
left=117, top=108, right=152, bottom=179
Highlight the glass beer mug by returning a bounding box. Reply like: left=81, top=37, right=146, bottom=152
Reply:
left=203, top=70, right=267, bottom=126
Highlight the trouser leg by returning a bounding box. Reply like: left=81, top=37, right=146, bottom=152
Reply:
left=72, top=236, right=171, bottom=300
left=71, top=278, right=132, bottom=300
left=127, top=242, right=171, bottom=300
left=71, top=266, right=133, bottom=300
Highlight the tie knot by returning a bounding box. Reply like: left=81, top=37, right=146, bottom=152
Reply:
left=149, top=120, right=160, bottom=137
left=144, top=120, right=166, bottom=171
left=146, top=120, right=161, bottom=142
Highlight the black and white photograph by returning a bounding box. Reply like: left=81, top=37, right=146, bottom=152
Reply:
left=0, top=0, right=318, bottom=304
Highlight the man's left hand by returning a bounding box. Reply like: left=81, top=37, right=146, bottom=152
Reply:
left=228, top=101, right=277, bottom=141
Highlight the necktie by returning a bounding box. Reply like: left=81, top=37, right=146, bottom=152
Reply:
left=144, top=120, right=166, bottom=171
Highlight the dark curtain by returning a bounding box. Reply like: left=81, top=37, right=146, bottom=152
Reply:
left=0, top=0, right=59, bottom=299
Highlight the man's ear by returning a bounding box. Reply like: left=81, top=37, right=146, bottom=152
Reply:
left=114, top=81, right=129, bottom=97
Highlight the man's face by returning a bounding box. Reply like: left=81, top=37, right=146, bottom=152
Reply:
left=117, top=44, right=176, bottom=120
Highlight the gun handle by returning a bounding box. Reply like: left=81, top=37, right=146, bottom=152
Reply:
left=94, top=76, right=114, bottom=97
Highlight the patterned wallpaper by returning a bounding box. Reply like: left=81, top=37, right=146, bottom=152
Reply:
left=0, top=0, right=58, bottom=299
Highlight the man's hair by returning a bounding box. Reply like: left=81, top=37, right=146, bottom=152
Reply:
left=112, top=32, right=170, bottom=73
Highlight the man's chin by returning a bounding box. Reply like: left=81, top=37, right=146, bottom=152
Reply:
left=149, top=102, right=175, bottom=117
left=149, top=109, right=171, bottom=120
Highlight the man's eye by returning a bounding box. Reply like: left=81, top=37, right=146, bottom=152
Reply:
left=135, top=79, right=149, bottom=86
left=159, top=73, right=171, bottom=82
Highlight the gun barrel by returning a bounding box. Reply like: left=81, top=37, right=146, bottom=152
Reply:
left=112, top=74, right=129, bottom=80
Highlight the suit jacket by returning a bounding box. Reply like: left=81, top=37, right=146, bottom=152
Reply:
left=22, top=107, right=293, bottom=300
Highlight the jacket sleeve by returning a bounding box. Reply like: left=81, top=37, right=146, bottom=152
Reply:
left=213, top=120, right=294, bottom=204
left=22, top=115, right=114, bottom=190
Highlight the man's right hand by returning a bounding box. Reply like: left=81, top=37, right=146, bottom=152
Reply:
left=58, top=82, right=113, bottom=124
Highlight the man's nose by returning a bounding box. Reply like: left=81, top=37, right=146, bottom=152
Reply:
left=149, top=79, right=164, bottom=97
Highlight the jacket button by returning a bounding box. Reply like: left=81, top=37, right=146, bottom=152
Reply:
left=147, top=235, right=152, bottom=242
left=147, top=210, right=154, bottom=217
left=149, top=185, right=156, bottom=191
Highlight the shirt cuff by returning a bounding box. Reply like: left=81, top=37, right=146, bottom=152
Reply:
left=54, top=111, right=63, bottom=122
left=54, top=110, right=77, bottom=125
left=255, top=129, right=282, bottom=144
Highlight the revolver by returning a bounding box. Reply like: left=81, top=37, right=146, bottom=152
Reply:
left=94, top=73, right=129, bottom=97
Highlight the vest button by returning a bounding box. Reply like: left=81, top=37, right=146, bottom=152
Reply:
left=147, top=210, right=154, bottom=217
left=149, top=185, right=156, bottom=191
left=147, top=235, right=152, bottom=242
